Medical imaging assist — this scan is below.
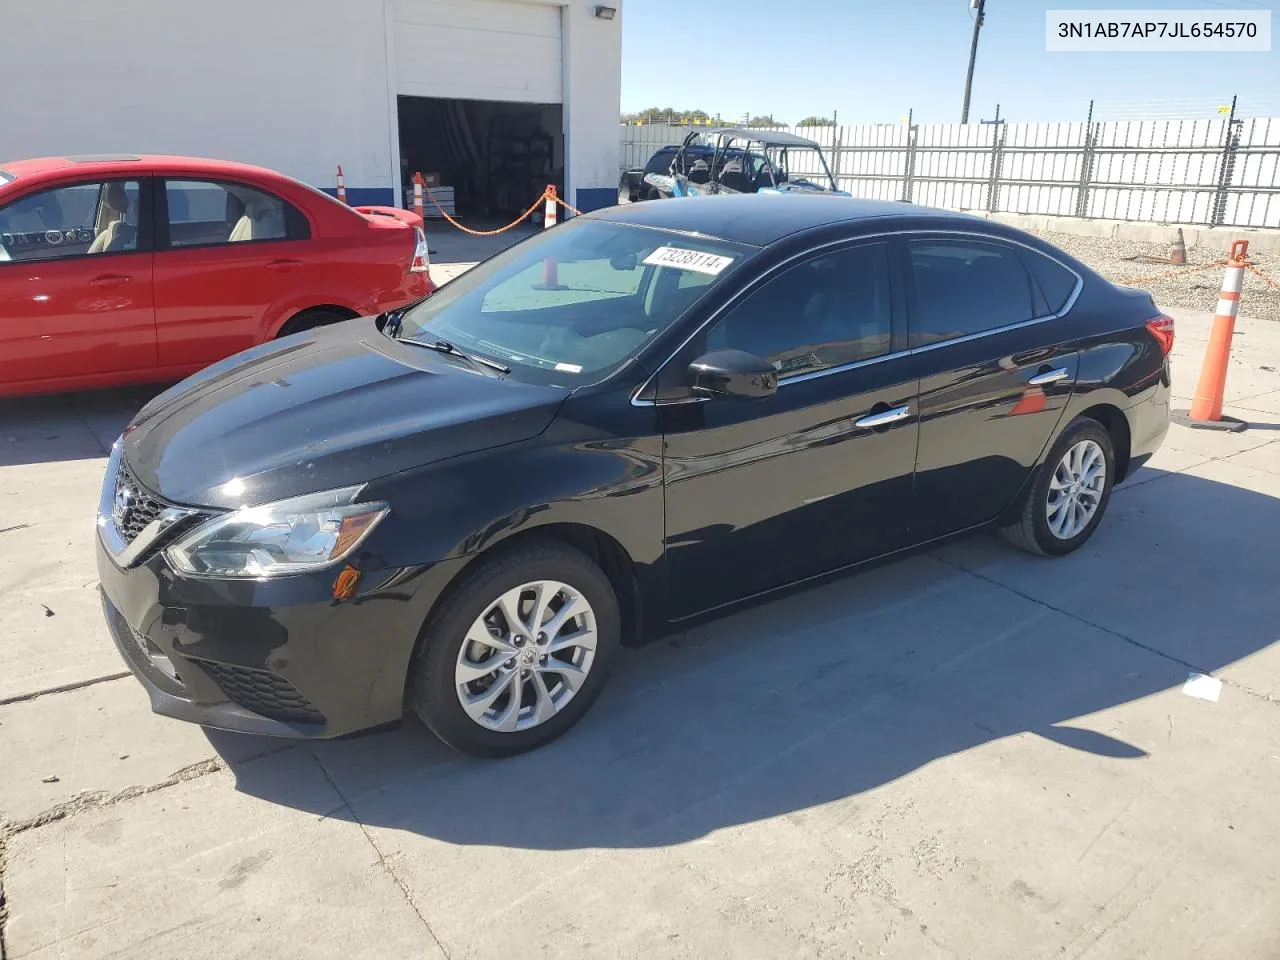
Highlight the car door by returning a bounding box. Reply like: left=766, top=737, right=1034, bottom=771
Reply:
left=0, top=176, right=154, bottom=387
left=905, top=234, right=1082, bottom=542
left=658, top=239, right=919, bottom=618
left=152, top=177, right=312, bottom=369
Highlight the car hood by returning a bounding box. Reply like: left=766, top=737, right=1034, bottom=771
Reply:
left=121, top=323, right=570, bottom=509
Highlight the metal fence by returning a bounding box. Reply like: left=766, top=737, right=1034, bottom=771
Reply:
left=619, top=111, right=1280, bottom=229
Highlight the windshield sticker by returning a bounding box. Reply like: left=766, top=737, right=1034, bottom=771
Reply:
left=554, top=362, right=583, bottom=373
left=643, top=246, right=735, bottom=276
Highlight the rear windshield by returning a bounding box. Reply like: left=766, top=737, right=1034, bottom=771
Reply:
left=0, top=170, right=13, bottom=187
left=397, top=218, right=757, bottom=386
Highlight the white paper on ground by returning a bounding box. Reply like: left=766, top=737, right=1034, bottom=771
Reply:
left=1182, top=672, right=1222, bottom=702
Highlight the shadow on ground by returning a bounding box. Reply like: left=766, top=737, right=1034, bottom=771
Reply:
left=216, top=466, right=1280, bottom=850
left=0, top=384, right=164, bottom=467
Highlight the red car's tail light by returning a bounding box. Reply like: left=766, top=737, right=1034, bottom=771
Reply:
left=410, top=226, right=430, bottom=273
left=1145, top=314, right=1175, bottom=355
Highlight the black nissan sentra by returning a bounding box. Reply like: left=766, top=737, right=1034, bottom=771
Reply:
left=96, top=194, right=1172, bottom=757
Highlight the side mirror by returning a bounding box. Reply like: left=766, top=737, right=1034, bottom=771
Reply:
left=688, top=349, right=778, bottom=399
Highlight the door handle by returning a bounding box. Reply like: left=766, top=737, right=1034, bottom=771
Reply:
left=89, top=274, right=131, bottom=288
left=854, top=404, right=912, bottom=429
left=1027, top=367, right=1070, bottom=386
left=266, top=258, right=303, bottom=270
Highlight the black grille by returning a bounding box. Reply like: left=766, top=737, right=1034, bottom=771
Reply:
left=198, top=662, right=326, bottom=724
left=113, top=463, right=165, bottom=544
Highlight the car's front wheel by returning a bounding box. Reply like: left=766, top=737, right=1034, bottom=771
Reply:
left=409, top=539, right=620, bottom=757
left=1000, top=416, right=1116, bottom=556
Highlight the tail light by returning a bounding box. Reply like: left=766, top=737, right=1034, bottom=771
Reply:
left=409, top=226, right=430, bottom=273
left=1145, top=314, right=1174, bottom=355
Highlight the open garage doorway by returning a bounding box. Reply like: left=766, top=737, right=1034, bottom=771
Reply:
left=397, top=97, right=563, bottom=223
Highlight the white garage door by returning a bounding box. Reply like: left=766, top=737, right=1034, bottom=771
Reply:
left=393, top=0, right=562, bottom=103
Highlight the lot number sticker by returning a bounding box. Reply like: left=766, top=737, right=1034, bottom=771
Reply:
left=643, top=246, right=735, bottom=276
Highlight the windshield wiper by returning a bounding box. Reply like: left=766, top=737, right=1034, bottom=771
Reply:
left=397, top=336, right=511, bottom=375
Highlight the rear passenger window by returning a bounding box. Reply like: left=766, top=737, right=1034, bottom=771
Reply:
left=163, top=179, right=308, bottom=248
left=1020, top=249, right=1078, bottom=315
left=706, top=242, right=893, bottom=379
left=907, top=239, right=1034, bottom=347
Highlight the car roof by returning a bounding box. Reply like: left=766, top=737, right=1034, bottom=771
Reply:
left=0, top=154, right=312, bottom=187
left=588, top=193, right=980, bottom=247
left=706, top=128, right=821, bottom=149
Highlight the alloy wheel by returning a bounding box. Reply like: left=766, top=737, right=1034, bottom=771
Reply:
left=1046, top=439, right=1107, bottom=540
left=454, top=580, right=598, bottom=732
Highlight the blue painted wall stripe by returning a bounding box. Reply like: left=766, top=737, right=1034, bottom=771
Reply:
left=318, top=186, right=395, bottom=206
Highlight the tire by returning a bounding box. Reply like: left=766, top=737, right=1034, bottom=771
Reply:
left=408, top=539, right=621, bottom=758
left=1000, top=416, right=1116, bottom=557
left=645, top=187, right=662, bottom=201
left=275, top=308, right=350, bottom=338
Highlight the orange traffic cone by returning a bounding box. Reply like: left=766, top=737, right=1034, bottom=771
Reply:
left=543, top=185, right=558, bottom=229
left=336, top=165, right=348, bottom=205
left=412, top=172, right=425, bottom=221
left=1172, top=240, right=1250, bottom=432
left=1169, top=228, right=1187, bottom=265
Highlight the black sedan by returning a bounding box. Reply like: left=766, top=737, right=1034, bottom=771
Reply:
left=96, top=194, right=1172, bottom=757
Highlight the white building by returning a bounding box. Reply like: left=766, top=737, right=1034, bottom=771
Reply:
left=1, top=0, right=623, bottom=216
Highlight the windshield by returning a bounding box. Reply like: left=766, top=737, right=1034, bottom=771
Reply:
left=0, top=170, right=13, bottom=187
left=397, top=218, right=757, bottom=386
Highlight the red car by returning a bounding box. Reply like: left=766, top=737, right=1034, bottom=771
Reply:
left=0, top=155, right=434, bottom=397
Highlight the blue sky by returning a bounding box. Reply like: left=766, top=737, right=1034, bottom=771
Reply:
left=621, top=0, right=1279, bottom=124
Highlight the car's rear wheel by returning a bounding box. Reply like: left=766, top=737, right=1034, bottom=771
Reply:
left=409, top=539, right=620, bottom=758
left=1000, top=416, right=1116, bottom=557
left=275, top=308, right=350, bottom=338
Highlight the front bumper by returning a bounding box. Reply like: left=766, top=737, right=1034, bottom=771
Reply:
left=95, top=479, right=466, bottom=739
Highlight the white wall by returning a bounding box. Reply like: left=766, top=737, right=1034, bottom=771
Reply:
left=0, top=0, right=395, bottom=198
left=0, top=0, right=624, bottom=210
left=560, top=0, right=623, bottom=209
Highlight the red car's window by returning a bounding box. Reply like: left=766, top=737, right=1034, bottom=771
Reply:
left=163, top=179, right=309, bottom=248
left=0, top=180, right=141, bottom=263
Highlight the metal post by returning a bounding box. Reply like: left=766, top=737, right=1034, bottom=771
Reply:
left=987, top=115, right=1006, bottom=213
left=1211, top=95, right=1241, bottom=227
left=961, top=0, right=986, bottom=124
left=1074, top=99, right=1096, bottom=219
left=830, top=110, right=843, bottom=192
left=903, top=109, right=918, bottom=203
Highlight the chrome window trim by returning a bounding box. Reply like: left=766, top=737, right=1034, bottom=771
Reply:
left=630, top=226, right=1084, bottom=407
left=96, top=439, right=201, bottom=568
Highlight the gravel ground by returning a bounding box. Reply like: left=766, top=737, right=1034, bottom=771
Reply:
left=1028, top=229, right=1280, bottom=322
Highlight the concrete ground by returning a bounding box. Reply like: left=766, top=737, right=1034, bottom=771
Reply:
left=2, top=234, right=1279, bottom=959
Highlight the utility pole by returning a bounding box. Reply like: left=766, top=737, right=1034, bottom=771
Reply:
left=961, top=0, right=986, bottom=124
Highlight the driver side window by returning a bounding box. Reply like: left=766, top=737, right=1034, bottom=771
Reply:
left=705, top=242, right=893, bottom=379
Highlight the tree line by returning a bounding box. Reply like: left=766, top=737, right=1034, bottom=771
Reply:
left=621, top=108, right=837, bottom=127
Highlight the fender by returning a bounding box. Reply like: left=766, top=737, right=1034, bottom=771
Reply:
left=358, top=396, right=669, bottom=618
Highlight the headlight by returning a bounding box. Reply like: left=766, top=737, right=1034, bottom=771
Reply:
left=164, top=485, right=389, bottom=579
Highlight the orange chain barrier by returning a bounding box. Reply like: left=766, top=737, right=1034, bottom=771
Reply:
left=1119, top=257, right=1278, bottom=292
left=551, top=193, right=583, bottom=217
left=1247, top=264, right=1279, bottom=291
left=1118, top=259, right=1227, bottom=286
left=421, top=185, right=546, bottom=236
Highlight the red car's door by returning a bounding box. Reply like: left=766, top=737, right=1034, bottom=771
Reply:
left=152, top=177, right=314, bottom=369
left=0, top=177, right=155, bottom=389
